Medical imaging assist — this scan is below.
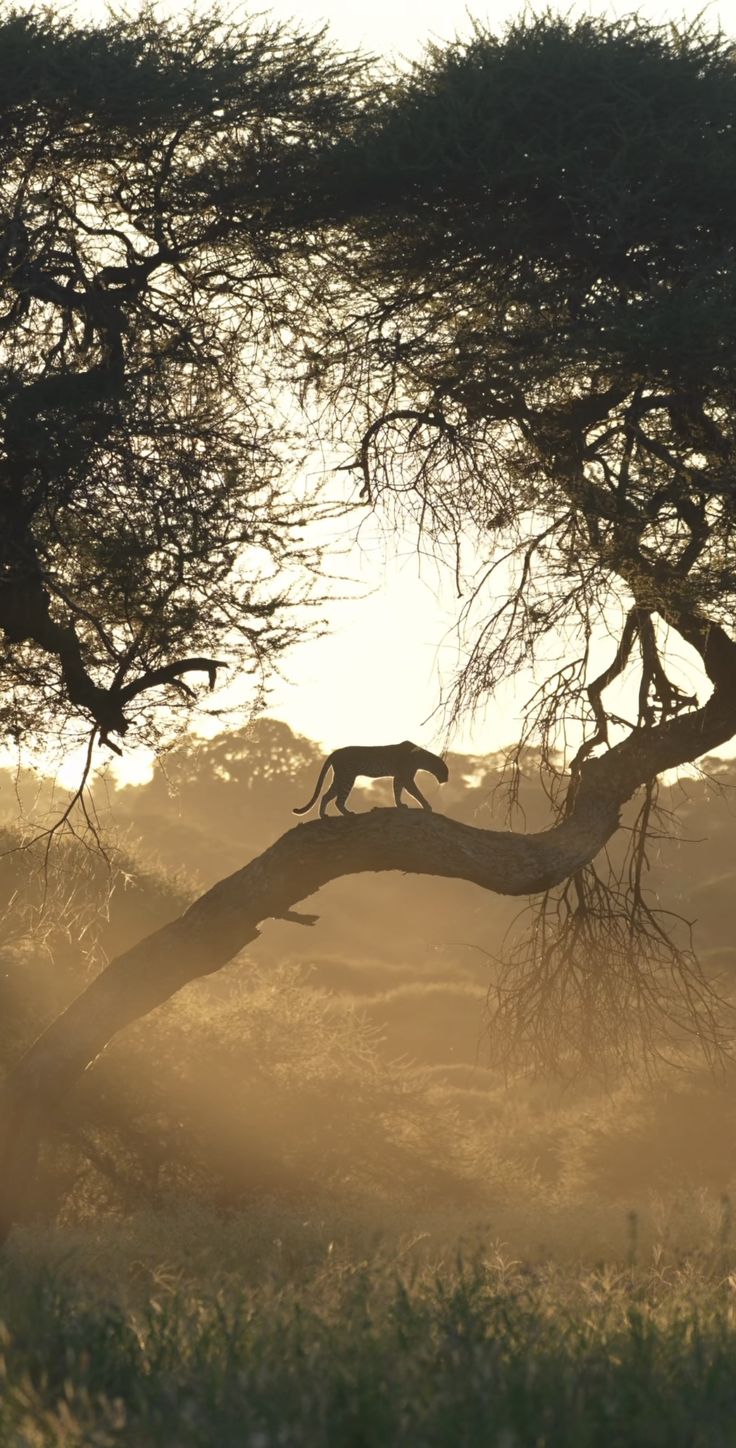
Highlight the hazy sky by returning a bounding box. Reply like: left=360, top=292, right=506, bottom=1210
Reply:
left=63, top=0, right=735, bottom=781
left=269, top=0, right=735, bottom=56
left=78, top=0, right=736, bottom=56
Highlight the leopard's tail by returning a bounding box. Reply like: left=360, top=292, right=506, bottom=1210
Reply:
left=292, top=755, right=334, bottom=815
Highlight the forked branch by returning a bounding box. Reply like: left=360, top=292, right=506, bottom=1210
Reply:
left=570, top=607, right=639, bottom=777
left=96, top=656, right=228, bottom=749
left=636, top=610, right=698, bottom=724
left=570, top=601, right=702, bottom=797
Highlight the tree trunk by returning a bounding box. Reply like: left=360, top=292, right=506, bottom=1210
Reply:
left=1, top=661, right=735, bottom=1243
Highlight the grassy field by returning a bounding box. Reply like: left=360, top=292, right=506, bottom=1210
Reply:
left=2, top=1209, right=736, bottom=1447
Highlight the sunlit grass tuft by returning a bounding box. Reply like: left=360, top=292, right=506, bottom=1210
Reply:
left=4, top=1228, right=736, bottom=1446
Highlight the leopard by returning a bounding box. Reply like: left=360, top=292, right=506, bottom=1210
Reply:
left=292, top=740, right=449, bottom=819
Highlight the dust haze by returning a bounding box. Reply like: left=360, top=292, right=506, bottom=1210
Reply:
left=2, top=718, right=736, bottom=1269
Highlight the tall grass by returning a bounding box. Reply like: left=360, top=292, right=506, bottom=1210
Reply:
left=3, top=1224, right=736, bottom=1447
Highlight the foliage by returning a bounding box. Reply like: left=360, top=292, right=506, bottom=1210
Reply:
left=0, top=815, right=187, bottom=1085
left=0, top=4, right=361, bottom=754
left=5, top=1233, right=736, bottom=1445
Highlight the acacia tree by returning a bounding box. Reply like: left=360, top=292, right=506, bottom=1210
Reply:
left=299, top=12, right=736, bottom=1071
left=0, top=4, right=356, bottom=756
left=4, top=12, right=736, bottom=1240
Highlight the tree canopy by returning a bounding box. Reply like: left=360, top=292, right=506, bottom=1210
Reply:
left=0, top=4, right=358, bottom=754
left=312, top=12, right=736, bottom=736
